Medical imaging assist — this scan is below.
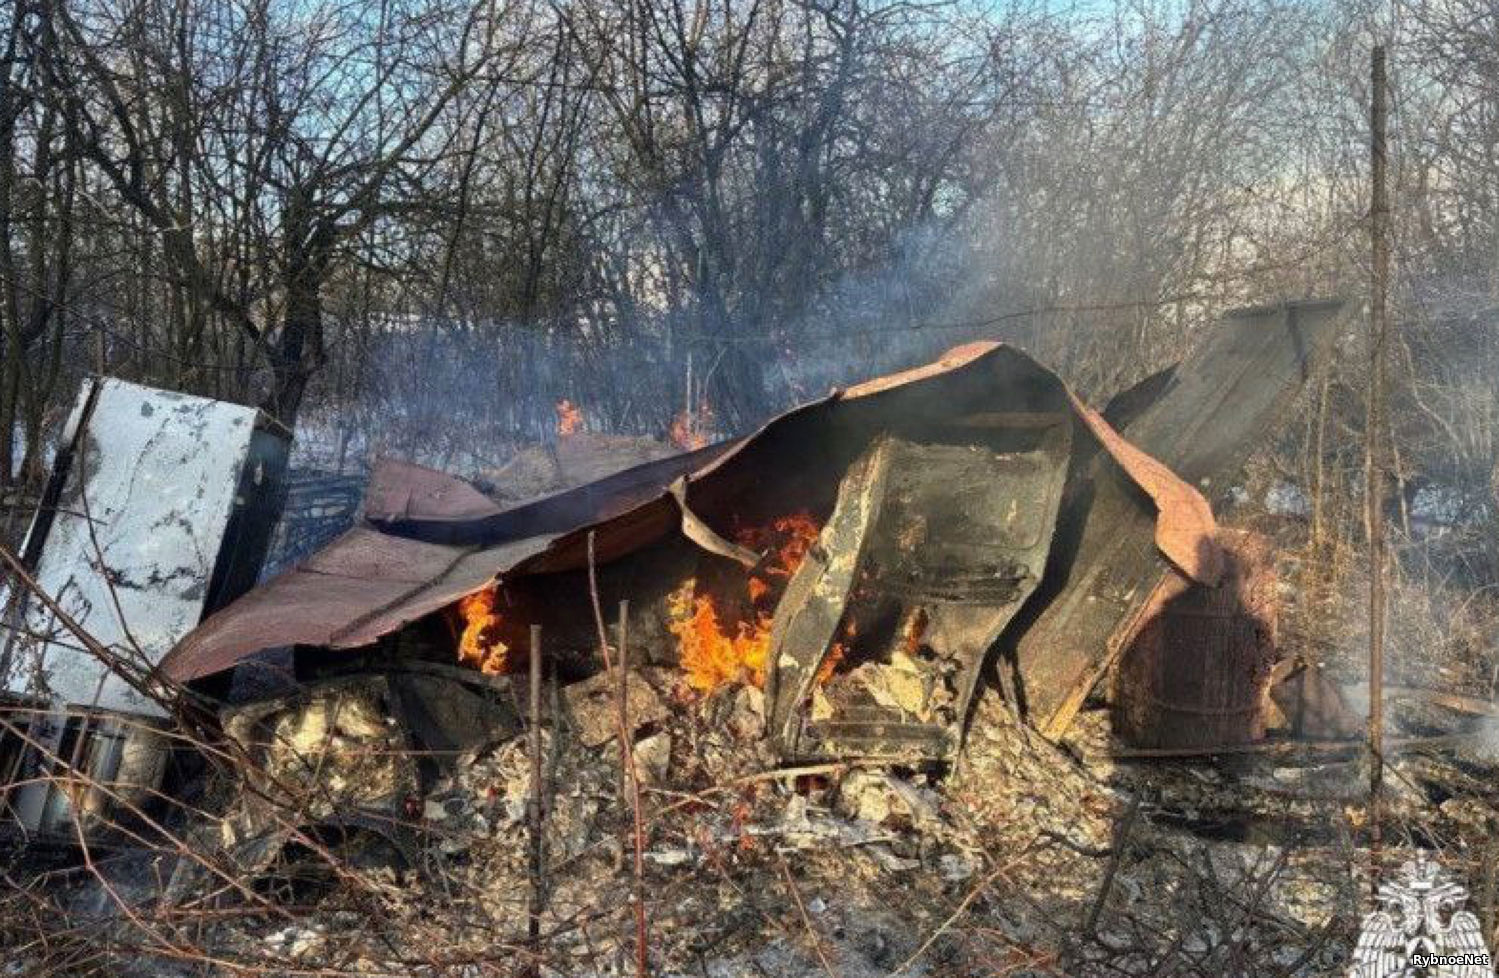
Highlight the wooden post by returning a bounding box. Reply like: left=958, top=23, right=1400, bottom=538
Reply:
left=616, top=600, right=648, bottom=978
left=527, top=623, right=545, bottom=950
left=585, top=532, right=650, bottom=977
left=615, top=598, right=630, bottom=801
left=1367, top=42, right=1390, bottom=882
left=616, top=602, right=630, bottom=795
left=1481, top=844, right=1497, bottom=952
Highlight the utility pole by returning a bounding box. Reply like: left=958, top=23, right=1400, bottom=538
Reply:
left=1367, top=43, right=1390, bottom=880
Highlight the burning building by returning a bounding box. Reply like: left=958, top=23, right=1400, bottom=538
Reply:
left=157, top=299, right=1345, bottom=784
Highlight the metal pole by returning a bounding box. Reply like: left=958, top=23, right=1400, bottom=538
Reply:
left=1367, top=42, right=1390, bottom=880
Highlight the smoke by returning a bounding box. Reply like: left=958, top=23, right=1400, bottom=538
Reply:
left=292, top=214, right=1007, bottom=478
left=765, top=219, right=996, bottom=399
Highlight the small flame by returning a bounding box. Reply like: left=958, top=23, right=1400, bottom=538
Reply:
left=901, top=609, right=928, bottom=655
left=556, top=399, right=583, bottom=436
left=455, top=587, right=509, bottom=674
left=819, top=619, right=857, bottom=684
left=667, top=511, right=824, bottom=693
left=817, top=645, right=846, bottom=685
left=736, top=513, right=820, bottom=583
left=669, top=402, right=714, bottom=450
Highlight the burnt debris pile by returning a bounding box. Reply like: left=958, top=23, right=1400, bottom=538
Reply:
left=10, top=301, right=1499, bottom=976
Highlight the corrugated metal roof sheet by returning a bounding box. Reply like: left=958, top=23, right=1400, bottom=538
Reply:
left=162, top=527, right=555, bottom=682
left=162, top=341, right=1225, bottom=685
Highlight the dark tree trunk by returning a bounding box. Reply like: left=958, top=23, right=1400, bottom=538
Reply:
left=0, top=0, right=25, bottom=488
left=708, top=340, right=769, bottom=431
left=265, top=279, right=321, bottom=428
left=264, top=227, right=331, bottom=430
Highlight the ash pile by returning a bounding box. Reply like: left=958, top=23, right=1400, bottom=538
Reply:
left=10, top=301, right=1499, bottom=977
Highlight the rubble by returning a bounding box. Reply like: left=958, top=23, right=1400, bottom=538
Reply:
left=220, top=676, right=419, bottom=833
left=562, top=667, right=671, bottom=747
left=633, top=732, right=672, bottom=784
left=40, top=644, right=1499, bottom=978
left=836, top=769, right=942, bottom=829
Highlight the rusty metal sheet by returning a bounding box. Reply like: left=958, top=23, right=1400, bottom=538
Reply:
left=159, top=528, right=552, bottom=682
left=1067, top=393, right=1221, bottom=586
left=166, top=339, right=1220, bottom=687
left=371, top=440, right=739, bottom=545
left=838, top=341, right=1000, bottom=398
left=166, top=447, right=718, bottom=682
left=1016, top=299, right=1345, bottom=738
left=498, top=344, right=1211, bottom=582
left=362, top=458, right=505, bottom=525
left=1111, top=529, right=1277, bottom=749
left=669, top=480, right=760, bottom=567
left=332, top=539, right=554, bottom=648
left=498, top=495, right=680, bottom=577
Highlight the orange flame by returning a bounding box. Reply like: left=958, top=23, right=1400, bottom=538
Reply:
left=667, top=511, right=824, bottom=693
left=819, top=619, right=856, bottom=685
left=668, top=585, right=771, bottom=692
left=455, top=587, right=509, bottom=674
left=901, top=608, right=928, bottom=655
left=736, top=514, right=820, bottom=585
left=669, top=402, right=714, bottom=450
left=556, top=399, right=583, bottom=436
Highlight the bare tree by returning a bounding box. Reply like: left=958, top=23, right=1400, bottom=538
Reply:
left=39, top=0, right=518, bottom=428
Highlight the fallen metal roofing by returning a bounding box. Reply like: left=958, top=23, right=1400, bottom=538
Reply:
left=162, top=340, right=1224, bottom=685
left=160, top=526, right=556, bottom=682
left=1017, top=299, right=1346, bottom=736
left=364, top=443, right=737, bottom=543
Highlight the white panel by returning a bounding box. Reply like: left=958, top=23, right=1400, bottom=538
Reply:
left=3, top=379, right=260, bottom=717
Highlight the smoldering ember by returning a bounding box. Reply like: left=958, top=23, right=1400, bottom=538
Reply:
left=3, top=5, right=1499, bottom=978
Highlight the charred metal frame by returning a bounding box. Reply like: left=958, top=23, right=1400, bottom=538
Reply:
left=766, top=418, right=1072, bottom=761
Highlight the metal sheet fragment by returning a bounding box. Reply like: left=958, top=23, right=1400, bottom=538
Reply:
left=1020, top=299, right=1345, bottom=737
left=768, top=419, right=1072, bottom=762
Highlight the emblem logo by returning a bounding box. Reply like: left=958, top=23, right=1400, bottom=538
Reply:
left=1350, top=853, right=1493, bottom=976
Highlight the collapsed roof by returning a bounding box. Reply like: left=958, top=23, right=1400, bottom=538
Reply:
left=162, top=300, right=1344, bottom=738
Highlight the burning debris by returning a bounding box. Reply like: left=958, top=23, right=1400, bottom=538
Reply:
left=668, top=581, right=772, bottom=692
left=455, top=586, right=510, bottom=675
left=30, top=301, right=1495, bottom=978
left=555, top=399, right=584, bottom=437
left=160, top=302, right=1350, bottom=769
left=669, top=402, right=716, bottom=451
left=764, top=426, right=1072, bottom=762
left=667, top=511, right=822, bottom=693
